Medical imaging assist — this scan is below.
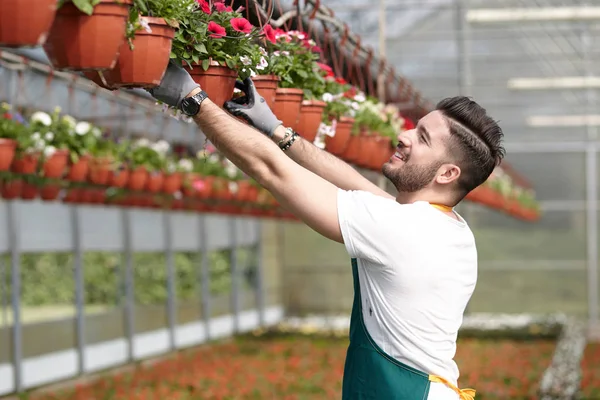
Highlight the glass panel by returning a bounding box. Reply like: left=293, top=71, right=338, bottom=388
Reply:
left=134, top=252, right=167, bottom=334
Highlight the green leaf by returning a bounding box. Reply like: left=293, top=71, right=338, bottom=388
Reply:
left=202, top=59, right=210, bottom=71
left=195, top=44, right=208, bottom=54
left=192, top=54, right=200, bottom=64
left=170, top=52, right=177, bottom=59
left=72, top=0, right=94, bottom=15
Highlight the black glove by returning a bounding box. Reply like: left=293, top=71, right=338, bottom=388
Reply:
left=224, top=78, right=282, bottom=137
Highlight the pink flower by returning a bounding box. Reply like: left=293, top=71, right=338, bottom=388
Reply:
left=207, top=21, right=226, bottom=38
left=261, top=24, right=276, bottom=44
left=192, top=179, right=206, bottom=192
left=230, top=17, right=253, bottom=34
left=214, top=2, right=233, bottom=12
left=197, top=0, right=211, bottom=14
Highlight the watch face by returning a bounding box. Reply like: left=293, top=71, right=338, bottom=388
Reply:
left=182, top=97, right=200, bottom=116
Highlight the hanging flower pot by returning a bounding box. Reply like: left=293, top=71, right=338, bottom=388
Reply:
left=324, top=117, right=353, bottom=156
left=341, top=131, right=363, bottom=164
left=272, top=88, right=304, bottom=129
left=107, top=167, right=129, bottom=188
left=145, top=171, right=164, bottom=193
left=0, top=0, right=57, bottom=47
left=252, top=75, right=280, bottom=109
left=162, top=172, right=182, bottom=195
left=295, top=100, right=327, bottom=143
left=186, top=61, right=238, bottom=108
left=88, top=157, right=112, bottom=185
left=39, top=149, right=69, bottom=201
left=369, top=135, right=393, bottom=170
left=104, top=17, right=177, bottom=88
left=10, top=153, right=40, bottom=200
left=43, top=0, right=133, bottom=71
left=126, top=166, right=148, bottom=191
left=0, top=139, right=17, bottom=171
left=66, top=155, right=90, bottom=182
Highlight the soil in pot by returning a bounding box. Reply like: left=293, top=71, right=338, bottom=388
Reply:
left=105, top=17, right=177, bottom=88
left=186, top=61, right=237, bottom=108
left=252, top=75, right=280, bottom=109
left=272, top=88, right=303, bottom=129
left=324, top=117, right=353, bottom=156
left=43, top=0, right=132, bottom=71
left=0, top=0, right=57, bottom=47
left=0, top=139, right=17, bottom=171
left=295, top=100, right=326, bottom=143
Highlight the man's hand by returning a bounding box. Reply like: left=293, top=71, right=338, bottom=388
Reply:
left=147, top=61, right=200, bottom=108
left=224, top=78, right=282, bottom=137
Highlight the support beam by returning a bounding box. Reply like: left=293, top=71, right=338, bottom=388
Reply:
left=467, top=7, right=600, bottom=23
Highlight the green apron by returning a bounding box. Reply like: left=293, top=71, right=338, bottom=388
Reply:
left=342, top=258, right=432, bottom=400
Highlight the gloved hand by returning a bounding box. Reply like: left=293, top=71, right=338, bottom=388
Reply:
left=224, top=78, right=282, bottom=137
left=147, top=61, right=200, bottom=108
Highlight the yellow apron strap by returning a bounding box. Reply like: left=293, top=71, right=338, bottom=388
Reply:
left=430, top=203, right=454, bottom=213
left=429, top=375, right=476, bottom=400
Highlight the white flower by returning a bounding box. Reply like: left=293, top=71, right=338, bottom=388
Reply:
left=139, top=17, right=152, bottom=33
left=33, top=138, right=45, bottom=151
left=177, top=159, right=193, bottom=172
left=208, top=153, right=220, bottom=164
left=54, top=106, right=62, bottom=114
left=228, top=181, right=239, bottom=194
left=152, top=140, right=170, bottom=155
left=44, top=132, right=54, bottom=141
left=75, top=122, right=91, bottom=135
left=240, top=56, right=252, bottom=66
left=257, top=56, right=268, bottom=70
left=351, top=102, right=360, bottom=111
left=62, top=115, right=77, bottom=128
left=31, top=112, right=52, bottom=127
left=322, top=93, right=334, bottom=103
left=91, top=127, right=102, bottom=138
left=250, top=69, right=257, bottom=77
left=282, top=51, right=290, bottom=56
left=354, top=93, right=366, bottom=103
left=44, top=145, right=56, bottom=158
left=259, top=47, right=268, bottom=56
left=31, top=132, right=41, bottom=142
left=134, top=138, right=150, bottom=148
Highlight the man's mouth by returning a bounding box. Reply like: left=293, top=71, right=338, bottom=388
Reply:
left=393, top=149, right=407, bottom=162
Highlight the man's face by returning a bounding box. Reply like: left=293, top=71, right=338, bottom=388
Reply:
left=382, top=111, right=456, bottom=193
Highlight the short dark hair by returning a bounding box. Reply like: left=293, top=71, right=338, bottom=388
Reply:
left=435, top=96, right=505, bottom=198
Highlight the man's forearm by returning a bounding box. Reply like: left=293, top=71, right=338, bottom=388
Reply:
left=271, top=128, right=392, bottom=197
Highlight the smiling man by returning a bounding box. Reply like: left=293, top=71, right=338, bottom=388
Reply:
left=149, top=62, right=504, bottom=400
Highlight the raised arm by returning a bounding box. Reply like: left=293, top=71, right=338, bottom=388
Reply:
left=149, top=62, right=344, bottom=243
left=225, top=79, right=394, bottom=199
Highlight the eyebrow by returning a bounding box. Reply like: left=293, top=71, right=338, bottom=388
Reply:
left=417, top=125, right=432, bottom=146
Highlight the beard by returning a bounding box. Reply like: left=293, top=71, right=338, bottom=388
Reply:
left=382, top=161, right=442, bottom=193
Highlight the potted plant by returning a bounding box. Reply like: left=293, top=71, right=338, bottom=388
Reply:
left=264, top=29, right=322, bottom=129
left=0, top=103, right=24, bottom=171
left=170, top=0, right=259, bottom=108
left=0, top=0, right=58, bottom=48
left=87, top=0, right=192, bottom=89
left=241, top=41, right=280, bottom=109
left=43, top=0, right=133, bottom=71
left=318, top=78, right=358, bottom=155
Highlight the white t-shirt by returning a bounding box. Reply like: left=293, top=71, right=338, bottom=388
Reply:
left=337, top=189, right=478, bottom=400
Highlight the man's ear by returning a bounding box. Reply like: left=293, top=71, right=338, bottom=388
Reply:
left=436, top=164, right=461, bottom=185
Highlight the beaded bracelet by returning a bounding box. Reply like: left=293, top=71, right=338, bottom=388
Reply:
left=280, top=132, right=299, bottom=151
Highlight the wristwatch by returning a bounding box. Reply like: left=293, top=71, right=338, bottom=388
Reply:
left=180, top=90, right=209, bottom=116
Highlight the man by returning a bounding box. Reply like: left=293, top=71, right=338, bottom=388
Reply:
left=149, top=62, right=505, bottom=400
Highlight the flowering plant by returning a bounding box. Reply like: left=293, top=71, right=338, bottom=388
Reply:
left=123, top=138, right=170, bottom=172
left=125, top=0, right=193, bottom=46
left=260, top=29, right=325, bottom=98
left=171, top=0, right=258, bottom=71
left=0, top=103, right=30, bottom=146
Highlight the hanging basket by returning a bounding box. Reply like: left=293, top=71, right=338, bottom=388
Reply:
left=295, top=100, right=327, bottom=143
left=0, top=0, right=57, bottom=47
left=104, top=17, right=177, bottom=88
left=324, top=117, right=353, bottom=156
left=43, top=0, right=132, bottom=71
left=252, top=75, right=280, bottom=109
left=0, top=139, right=17, bottom=171
left=272, top=88, right=304, bottom=129
left=185, top=60, right=238, bottom=108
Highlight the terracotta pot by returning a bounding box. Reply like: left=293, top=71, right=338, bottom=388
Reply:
left=186, top=61, right=237, bottom=108
left=251, top=75, right=280, bottom=109
left=145, top=171, right=164, bottom=193
left=66, top=155, right=90, bottom=181
left=370, top=136, right=393, bottom=170
left=272, top=88, right=303, bottom=129
left=108, top=167, right=129, bottom=188
left=295, top=100, right=326, bottom=143
left=104, top=17, right=177, bottom=88
left=324, top=117, right=353, bottom=156
left=43, top=0, right=132, bottom=71
left=194, top=175, right=215, bottom=199
left=0, top=139, right=17, bottom=171
left=127, top=166, right=148, bottom=191
left=88, top=157, right=112, bottom=185
left=7, top=153, right=40, bottom=200
left=83, top=70, right=117, bottom=91
left=162, top=172, right=182, bottom=194
left=341, top=134, right=361, bottom=163
left=0, top=0, right=57, bottom=47
left=39, top=150, right=69, bottom=201
left=212, top=178, right=234, bottom=201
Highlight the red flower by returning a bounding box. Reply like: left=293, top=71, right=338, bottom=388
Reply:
left=2, top=113, right=11, bottom=119
left=335, top=76, right=347, bottom=85
left=207, top=21, right=226, bottom=38
left=230, top=17, right=253, bottom=33
left=317, top=62, right=332, bottom=73
left=214, top=2, right=233, bottom=12
left=262, top=24, right=276, bottom=44
left=197, top=0, right=211, bottom=14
